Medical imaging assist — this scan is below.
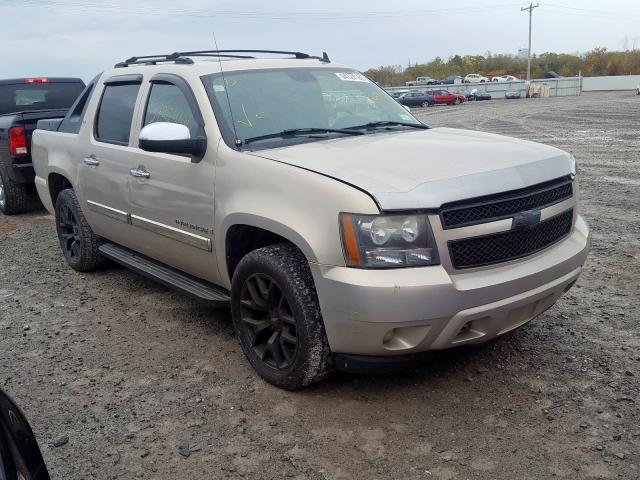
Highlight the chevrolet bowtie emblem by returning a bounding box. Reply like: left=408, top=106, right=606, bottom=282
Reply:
left=512, top=209, right=541, bottom=230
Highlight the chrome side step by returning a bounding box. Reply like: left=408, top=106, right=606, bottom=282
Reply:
left=98, top=243, right=230, bottom=306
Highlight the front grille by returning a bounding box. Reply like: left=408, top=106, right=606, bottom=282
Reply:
left=440, top=177, right=573, bottom=229
left=449, top=209, right=573, bottom=269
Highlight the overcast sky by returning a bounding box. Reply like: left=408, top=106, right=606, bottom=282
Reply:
left=1, top=0, right=639, bottom=81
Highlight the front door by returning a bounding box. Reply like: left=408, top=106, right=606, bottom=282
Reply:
left=127, top=74, right=218, bottom=282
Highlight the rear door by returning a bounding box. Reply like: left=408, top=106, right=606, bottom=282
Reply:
left=77, top=74, right=142, bottom=246
left=126, top=73, right=218, bottom=282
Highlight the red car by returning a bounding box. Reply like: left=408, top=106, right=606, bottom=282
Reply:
left=428, top=89, right=465, bottom=105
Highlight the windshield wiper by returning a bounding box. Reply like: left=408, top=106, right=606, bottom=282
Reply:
left=345, top=121, right=429, bottom=131
left=242, top=127, right=364, bottom=146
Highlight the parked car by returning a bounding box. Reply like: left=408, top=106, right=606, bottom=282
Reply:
left=388, top=90, right=409, bottom=99
left=491, top=75, right=518, bottom=82
left=437, top=75, right=463, bottom=85
left=33, top=49, right=589, bottom=389
left=505, top=90, right=522, bottom=99
left=0, top=77, right=85, bottom=214
left=397, top=91, right=435, bottom=107
left=466, top=89, right=491, bottom=101
left=406, top=76, right=438, bottom=86
left=545, top=71, right=562, bottom=78
left=427, top=89, right=466, bottom=105
left=463, top=74, right=489, bottom=83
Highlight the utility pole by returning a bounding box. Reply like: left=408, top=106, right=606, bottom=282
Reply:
left=521, top=2, right=539, bottom=81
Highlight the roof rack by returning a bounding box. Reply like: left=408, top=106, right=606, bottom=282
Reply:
left=114, top=50, right=331, bottom=68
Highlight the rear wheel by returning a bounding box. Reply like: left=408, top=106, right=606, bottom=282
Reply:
left=453, top=98, right=461, bottom=105
left=231, top=243, right=332, bottom=389
left=0, top=168, right=28, bottom=215
left=55, top=189, right=105, bottom=272
left=421, top=101, right=431, bottom=108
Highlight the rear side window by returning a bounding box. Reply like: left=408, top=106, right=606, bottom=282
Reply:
left=143, top=83, right=199, bottom=136
left=95, top=83, right=140, bottom=145
left=58, top=76, right=98, bottom=134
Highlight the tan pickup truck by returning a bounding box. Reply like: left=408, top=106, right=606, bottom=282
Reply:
left=32, top=50, right=590, bottom=389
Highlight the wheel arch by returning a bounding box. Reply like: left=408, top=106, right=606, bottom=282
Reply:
left=221, top=214, right=317, bottom=285
left=47, top=171, right=73, bottom=206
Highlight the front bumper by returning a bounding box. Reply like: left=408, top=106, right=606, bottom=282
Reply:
left=311, top=215, right=590, bottom=356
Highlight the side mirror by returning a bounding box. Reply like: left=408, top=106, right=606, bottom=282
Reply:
left=0, top=389, right=50, bottom=480
left=139, top=122, right=207, bottom=161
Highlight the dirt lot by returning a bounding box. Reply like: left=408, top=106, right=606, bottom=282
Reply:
left=1, top=91, right=639, bottom=480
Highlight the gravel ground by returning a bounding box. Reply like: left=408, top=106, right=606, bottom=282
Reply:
left=1, top=91, right=639, bottom=480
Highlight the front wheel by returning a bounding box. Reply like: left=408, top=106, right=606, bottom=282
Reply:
left=453, top=98, right=461, bottom=105
left=55, top=189, right=105, bottom=272
left=231, top=244, right=332, bottom=389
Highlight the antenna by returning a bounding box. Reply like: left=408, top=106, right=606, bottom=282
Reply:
left=212, top=32, right=241, bottom=148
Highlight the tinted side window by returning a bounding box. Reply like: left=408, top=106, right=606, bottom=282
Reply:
left=95, top=83, right=140, bottom=144
left=59, top=77, right=98, bottom=134
left=143, top=83, right=198, bottom=136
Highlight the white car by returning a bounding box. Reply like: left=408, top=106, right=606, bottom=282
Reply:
left=464, top=74, right=489, bottom=83
left=406, top=76, right=437, bottom=86
left=492, top=75, right=518, bottom=82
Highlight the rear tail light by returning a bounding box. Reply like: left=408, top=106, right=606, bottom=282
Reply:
left=9, top=127, right=28, bottom=156
left=24, top=78, right=49, bottom=84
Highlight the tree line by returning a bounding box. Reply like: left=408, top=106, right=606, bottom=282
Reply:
left=364, top=48, right=640, bottom=86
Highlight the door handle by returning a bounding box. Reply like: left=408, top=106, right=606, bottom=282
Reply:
left=129, top=166, right=150, bottom=179
left=83, top=156, right=100, bottom=166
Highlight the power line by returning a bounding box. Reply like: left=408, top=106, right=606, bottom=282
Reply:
left=8, top=0, right=524, bottom=20
left=521, top=2, right=539, bottom=81
left=545, top=3, right=640, bottom=19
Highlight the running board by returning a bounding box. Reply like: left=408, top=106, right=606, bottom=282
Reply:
left=98, top=243, right=230, bottom=306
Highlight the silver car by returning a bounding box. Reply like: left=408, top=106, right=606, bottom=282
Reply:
left=32, top=50, right=590, bottom=389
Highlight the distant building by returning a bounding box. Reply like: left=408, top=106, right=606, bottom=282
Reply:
left=518, top=48, right=529, bottom=59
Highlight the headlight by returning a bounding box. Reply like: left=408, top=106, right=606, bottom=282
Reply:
left=340, top=213, right=440, bottom=268
left=569, top=155, right=577, bottom=178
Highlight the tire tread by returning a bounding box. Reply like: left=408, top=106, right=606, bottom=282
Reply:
left=55, top=189, right=106, bottom=272
left=0, top=167, right=28, bottom=215
left=232, top=243, right=333, bottom=389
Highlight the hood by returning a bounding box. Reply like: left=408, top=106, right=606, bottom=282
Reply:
left=249, top=127, right=574, bottom=210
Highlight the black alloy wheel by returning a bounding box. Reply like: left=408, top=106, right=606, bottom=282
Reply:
left=54, top=189, right=104, bottom=272
left=239, top=273, right=298, bottom=370
left=58, top=204, right=81, bottom=259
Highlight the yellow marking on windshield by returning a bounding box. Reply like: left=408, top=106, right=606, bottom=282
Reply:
left=237, top=104, right=253, bottom=128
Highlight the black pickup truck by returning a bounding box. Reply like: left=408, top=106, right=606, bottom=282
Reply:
left=0, top=77, right=84, bottom=214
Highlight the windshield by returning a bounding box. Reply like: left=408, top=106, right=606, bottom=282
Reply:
left=0, top=81, right=84, bottom=115
left=201, top=68, right=423, bottom=149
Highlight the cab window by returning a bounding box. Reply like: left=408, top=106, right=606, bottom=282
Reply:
left=95, top=82, right=140, bottom=145
left=143, top=83, right=199, bottom=136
